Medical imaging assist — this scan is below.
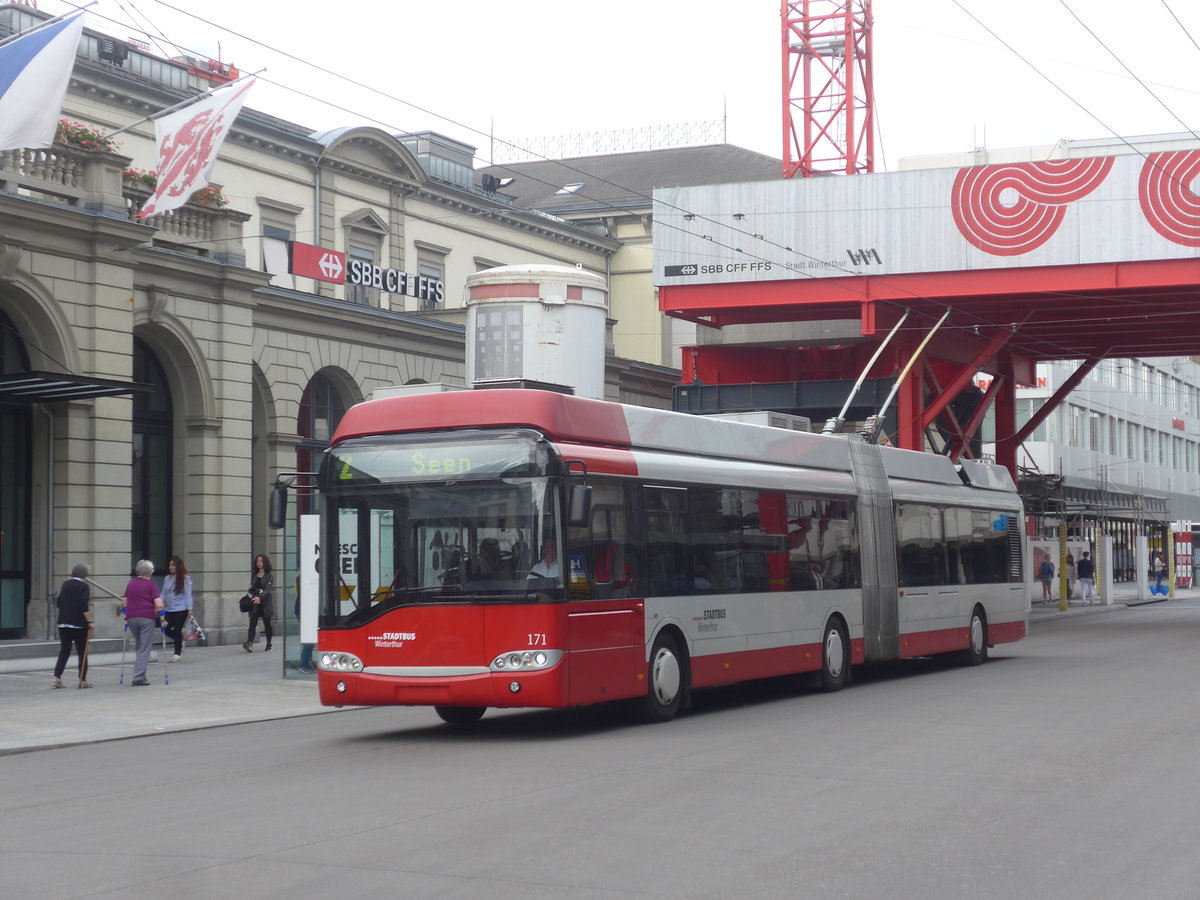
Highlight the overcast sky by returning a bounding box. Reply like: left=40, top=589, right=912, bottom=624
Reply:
left=62, top=0, right=1200, bottom=171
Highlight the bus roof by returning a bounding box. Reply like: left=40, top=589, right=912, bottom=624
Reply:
left=332, top=389, right=1014, bottom=492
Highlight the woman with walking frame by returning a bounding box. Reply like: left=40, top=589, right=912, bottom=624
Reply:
left=243, top=554, right=275, bottom=652
left=123, top=560, right=163, bottom=686
left=52, top=563, right=95, bottom=689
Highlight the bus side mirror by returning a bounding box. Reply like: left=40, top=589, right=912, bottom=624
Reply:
left=269, top=482, right=288, bottom=530
left=567, top=483, right=592, bottom=528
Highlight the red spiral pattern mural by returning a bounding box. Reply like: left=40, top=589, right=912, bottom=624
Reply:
left=1139, top=150, right=1200, bottom=247
left=951, top=158, right=1114, bottom=256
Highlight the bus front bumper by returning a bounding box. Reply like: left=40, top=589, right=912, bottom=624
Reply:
left=317, top=667, right=568, bottom=709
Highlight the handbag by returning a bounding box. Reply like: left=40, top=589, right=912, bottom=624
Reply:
left=239, top=593, right=253, bottom=613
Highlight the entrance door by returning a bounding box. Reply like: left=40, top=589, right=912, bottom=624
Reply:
left=0, top=407, right=30, bottom=637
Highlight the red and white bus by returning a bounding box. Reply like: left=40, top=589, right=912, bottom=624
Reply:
left=308, top=388, right=1026, bottom=723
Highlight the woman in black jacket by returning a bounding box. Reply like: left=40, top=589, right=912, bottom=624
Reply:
left=243, top=554, right=275, bottom=652
left=53, top=563, right=95, bottom=688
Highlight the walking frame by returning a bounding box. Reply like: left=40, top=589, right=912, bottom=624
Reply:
left=84, top=576, right=171, bottom=686
left=86, top=576, right=140, bottom=685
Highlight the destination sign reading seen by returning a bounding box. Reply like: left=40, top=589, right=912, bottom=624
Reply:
left=288, top=240, right=445, bottom=303
left=328, top=440, right=538, bottom=483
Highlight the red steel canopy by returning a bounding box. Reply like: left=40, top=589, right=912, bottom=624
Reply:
left=662, top=257, right=1200, bottom=363
left=661, top=256, right=1200, bottom=480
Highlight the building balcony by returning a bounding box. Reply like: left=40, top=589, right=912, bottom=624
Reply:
left=123, top=182, right=250, bottom=266
left=0, top=142, right=248, bottom=266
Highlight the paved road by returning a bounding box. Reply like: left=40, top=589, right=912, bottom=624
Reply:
left=3, top=601, right=1200, bottom=898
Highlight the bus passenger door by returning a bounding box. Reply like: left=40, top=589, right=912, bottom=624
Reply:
left=566, top=495, right=645, bottom=705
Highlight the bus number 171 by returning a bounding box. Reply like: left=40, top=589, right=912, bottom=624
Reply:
left=528, top=633, right=547, bottom=646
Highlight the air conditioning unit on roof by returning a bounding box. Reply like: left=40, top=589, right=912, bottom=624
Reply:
left=704, top=411, right=813, bottom=432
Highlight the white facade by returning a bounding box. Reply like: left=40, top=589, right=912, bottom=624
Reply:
left=1011, top=357, right=1200, bottom=520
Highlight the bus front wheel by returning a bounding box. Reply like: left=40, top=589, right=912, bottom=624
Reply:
left=819, top=618, right=849, bottom=692
left=435, top=705, right=486, bottom=725
left=964, top=608, right=988, bottom=666
left=641, top=632, right=687, bottom=723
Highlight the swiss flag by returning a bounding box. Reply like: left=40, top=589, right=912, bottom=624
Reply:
left=138, top=77, right=256, bottom=219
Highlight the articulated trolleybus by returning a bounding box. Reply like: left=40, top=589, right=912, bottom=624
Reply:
left=312, top=388, right=1026, bottom=724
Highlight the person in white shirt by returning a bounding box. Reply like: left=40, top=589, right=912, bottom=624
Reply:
left=529, top=536, right=559, bottom=579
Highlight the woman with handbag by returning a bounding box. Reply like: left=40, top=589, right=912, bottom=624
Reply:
left=161, top=556, right=194, bottom=661
left=243, top=553, right=275, bottom=652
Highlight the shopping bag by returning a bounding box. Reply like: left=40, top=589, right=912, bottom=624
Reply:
left=183, top=614, right=206, bottom=643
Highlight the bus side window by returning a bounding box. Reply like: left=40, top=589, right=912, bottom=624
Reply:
left=644, top=488, right=687, bottom=595
left=566, top=484, right=639, bottom=599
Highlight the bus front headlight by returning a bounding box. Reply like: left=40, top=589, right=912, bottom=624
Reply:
left=319, top=652, right=363, bottom=672
left=490, top=649, right=563, bottom=672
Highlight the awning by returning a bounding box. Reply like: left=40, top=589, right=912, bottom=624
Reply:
left=0, top=371, right=151, bottom=404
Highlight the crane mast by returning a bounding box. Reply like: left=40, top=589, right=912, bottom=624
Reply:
left=782, top=0, right=875, bottom=178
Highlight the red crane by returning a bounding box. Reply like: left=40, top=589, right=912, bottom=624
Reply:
left=782, top=0, right=875, bottom=178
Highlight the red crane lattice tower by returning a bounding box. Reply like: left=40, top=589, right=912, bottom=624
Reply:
left=782, top=0, right=875, bottom=178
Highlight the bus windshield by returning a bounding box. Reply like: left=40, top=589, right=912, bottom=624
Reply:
left=319, top=435, right=563, bottom=626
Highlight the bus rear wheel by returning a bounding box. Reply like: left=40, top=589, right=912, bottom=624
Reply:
left=964, top=608, right=988, bottom=666
left=435, top=705, right=486, bottom=725
left=819, top=617, right=849, bottom=692
left=641, top=632, right=686, bottom=723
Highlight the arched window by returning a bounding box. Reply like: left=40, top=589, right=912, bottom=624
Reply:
left=131, top=338, right=172, bottom=572
left=0, top=311, right=31, bottom=637
left=297, top=372, right=346, bottom=513
left=0, top=309, right=31, bottom=375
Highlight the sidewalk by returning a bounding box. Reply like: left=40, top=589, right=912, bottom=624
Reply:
left=1029, top=582, right=1200, bottom=621
left=4, top=583, right=1197, bottom=755
left=0, top=641, right=335, bottom=755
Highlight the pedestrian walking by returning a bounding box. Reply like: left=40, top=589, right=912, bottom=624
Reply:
left=161, top=556, right=194, bottom=661
left=243, top=553, right=275, bottom=652
left=123, top=560, right=163, bottom=686
left=1065, top=553, right=1077, bottom=600
left=1152, top=552, right=1166, bottom=592
left=1039, top=557, right=1055, bottom=602
left=295, top=574, right=315, bottom=674
left=1077, top=551, right=1096, bottom=605
left=52, top=563, right=95, bottom=689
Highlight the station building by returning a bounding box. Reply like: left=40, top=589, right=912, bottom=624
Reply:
left=0, top=4, right=690, bottom=643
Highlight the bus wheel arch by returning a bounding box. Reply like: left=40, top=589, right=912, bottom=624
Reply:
left=640, top=626, right=689, bottom=723
left=965, top=605, right=988, bottom=666
left=819, top=614, right=850, bottom=692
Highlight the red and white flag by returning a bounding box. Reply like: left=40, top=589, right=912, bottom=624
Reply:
left=138, top=76, right=256, bottom=219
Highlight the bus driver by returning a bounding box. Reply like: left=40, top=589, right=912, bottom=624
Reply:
left=529, top=536, right=559, bottom=579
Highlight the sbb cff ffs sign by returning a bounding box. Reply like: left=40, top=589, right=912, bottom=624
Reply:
left=287, top=241, right=445, bottom=303
left=346, top=259, right=445, bottom=305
